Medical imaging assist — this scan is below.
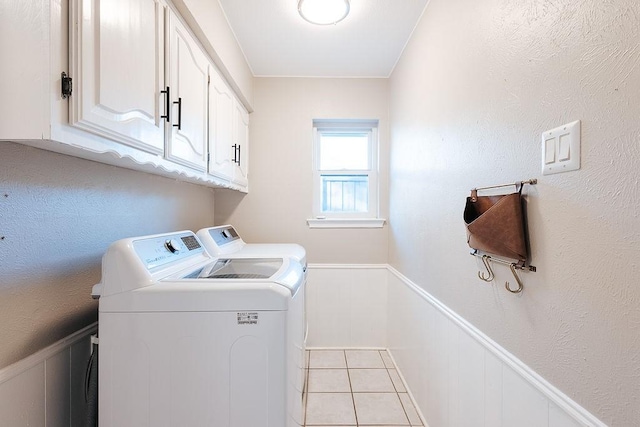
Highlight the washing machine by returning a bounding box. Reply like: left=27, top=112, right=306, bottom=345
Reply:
left=91, top=231, right=305, bottom=427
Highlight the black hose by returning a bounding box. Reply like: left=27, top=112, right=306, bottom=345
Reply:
left=85, top=342, right=98, bottom=427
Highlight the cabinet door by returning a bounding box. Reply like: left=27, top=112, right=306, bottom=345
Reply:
left=208, top=71, right=235, bottom=181
left=166, top=12, right=208, bottom=171
left=70, top=0, right=165, bottom=153
left=232, top=100, right=249, bottom=188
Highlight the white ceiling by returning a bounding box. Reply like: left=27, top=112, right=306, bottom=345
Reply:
left=217, top=0, right=430, bottom=77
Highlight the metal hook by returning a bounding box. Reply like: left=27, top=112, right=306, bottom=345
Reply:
left=505, top=263, right=524, bottom=293
left=478, top=255, right=494, bottom=282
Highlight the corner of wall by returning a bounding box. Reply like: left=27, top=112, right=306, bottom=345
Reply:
left=170, top=0, right=254, bottom=109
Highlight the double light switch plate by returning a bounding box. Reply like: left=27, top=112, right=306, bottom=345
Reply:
left=541, top=120, right=581, bottom=175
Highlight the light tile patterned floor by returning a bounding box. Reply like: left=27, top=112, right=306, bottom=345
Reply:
left=304, top=349, right=423, bottom=426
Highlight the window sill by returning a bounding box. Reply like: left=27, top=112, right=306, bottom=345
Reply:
left=306, top=218, right=386, bottom=229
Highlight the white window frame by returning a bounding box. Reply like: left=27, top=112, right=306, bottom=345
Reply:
left=309, top=119, right=384, bottom=228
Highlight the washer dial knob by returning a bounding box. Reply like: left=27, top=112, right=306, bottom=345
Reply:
left=165, top=239, right=181, bottom=253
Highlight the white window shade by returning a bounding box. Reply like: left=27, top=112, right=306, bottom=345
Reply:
left=319, top=134, right=369, bottom=170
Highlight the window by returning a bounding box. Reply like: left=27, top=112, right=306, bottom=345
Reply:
left=310, top=120, right=383, bottom=227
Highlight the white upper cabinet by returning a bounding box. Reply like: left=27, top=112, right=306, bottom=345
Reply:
left=0, top=0, right=249, bottom=192
left=232, top=99, right=249, bottom=188
left=166, top=11, right=208, bottom=171
left=70, top=0, right=166, bottom=154
left=208, top=71, right=249, bottom=191
left=208, top=71, right=236, bottom=181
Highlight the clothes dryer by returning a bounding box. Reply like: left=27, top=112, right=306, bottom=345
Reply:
left=196, top=225, right=309, bottom=401
left=196, top=225, right=306, bottom=268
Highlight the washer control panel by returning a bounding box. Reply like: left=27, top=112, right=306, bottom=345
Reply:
left=133, top=232, right=204, bottom=270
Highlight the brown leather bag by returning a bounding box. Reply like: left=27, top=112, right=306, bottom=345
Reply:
left=464, top=189, right=527, bottom=262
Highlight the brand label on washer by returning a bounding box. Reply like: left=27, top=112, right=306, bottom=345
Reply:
left=237, top=312, right=258, bottom=325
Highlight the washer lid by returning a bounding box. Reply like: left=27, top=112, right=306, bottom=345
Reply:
left=160, top=256, right=304, bottom=295
left=99, top=257, right=304, bottom=313
left=188, top=258, right=283, bottom=279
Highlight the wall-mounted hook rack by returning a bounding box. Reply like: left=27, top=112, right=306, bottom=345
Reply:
left=466, top=178, right=537, bottom=294
left=471, top=178, right=537, bottom=192
left=470, top=250, right=536, bottom=294
left=470, top=178, right=537, bottom=202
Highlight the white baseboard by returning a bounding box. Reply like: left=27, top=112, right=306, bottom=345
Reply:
left=307, top=263, right=389, bottom=269
left=385, top=346, right=431, bottom=427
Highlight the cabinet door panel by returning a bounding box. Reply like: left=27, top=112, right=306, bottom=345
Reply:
left=233, top=100, right=249, bottom=187
left=208, top=71, right=235, bottom=180
left=167, top=14, right=208, bottom=171
left=71, top=0, right=165, bottom=153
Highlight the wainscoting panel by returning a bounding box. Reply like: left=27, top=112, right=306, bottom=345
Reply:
left=0, top=363, right=45, bottom=426
left=386, top=266, right=606, bottom=427
left=306, top=264, right=388, bottom=348
left=0, top=265, right=606, bottom=427
left=45, top=349, right=71, bottom=427
left=0, top=323, right=97, bottom=427
left=70, top=334, right=93, bottom=426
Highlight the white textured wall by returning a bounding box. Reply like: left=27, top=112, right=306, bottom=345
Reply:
left=388, top=0, right=640, bottom=425
left=0, top=142, right=215, bottom=369
left=215, top=77, right=390, bottom=264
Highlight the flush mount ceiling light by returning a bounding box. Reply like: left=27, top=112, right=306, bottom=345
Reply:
left=298, top=0, right=350, bottom=25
